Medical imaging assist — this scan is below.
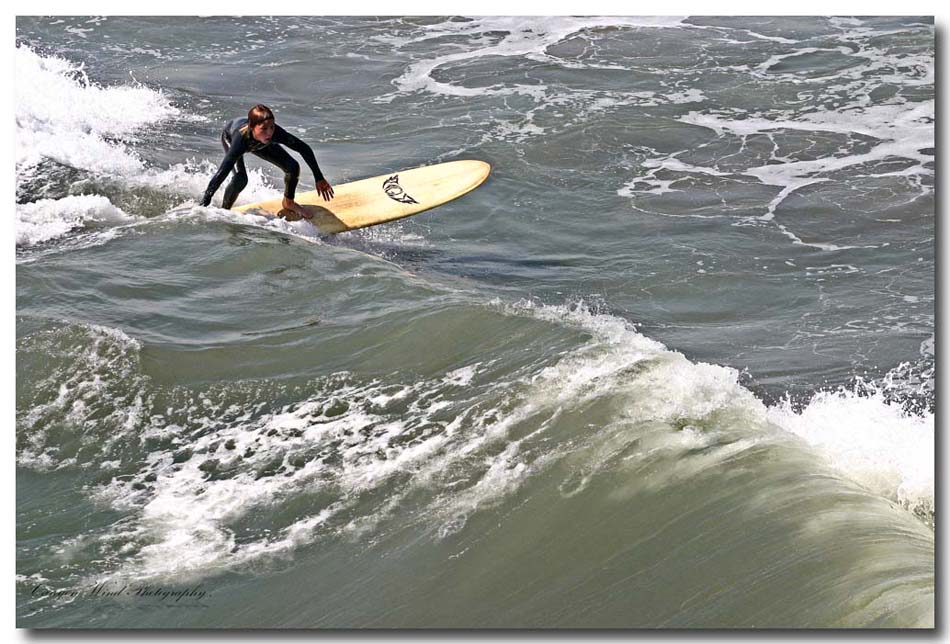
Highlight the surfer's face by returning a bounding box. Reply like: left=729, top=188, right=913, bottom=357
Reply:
left=252, top=119, right=275, bottom=144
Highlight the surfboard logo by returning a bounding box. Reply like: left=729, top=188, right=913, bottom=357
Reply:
left=383, top=175, right=419, bottom=205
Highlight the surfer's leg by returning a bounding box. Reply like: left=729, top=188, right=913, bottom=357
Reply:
left=222, top=157, right=248, bottom=209
left=218, top=129, right=247, bottom=210
left=254, top=146, right=300, bottom=200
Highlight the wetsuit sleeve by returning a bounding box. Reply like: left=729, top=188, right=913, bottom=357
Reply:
left=274, top=125, right=326, bottom=184
left=200, top=136, right=245, bottom=206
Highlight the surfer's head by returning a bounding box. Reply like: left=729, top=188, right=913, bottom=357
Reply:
left=248, top=104, right=276, bottom=144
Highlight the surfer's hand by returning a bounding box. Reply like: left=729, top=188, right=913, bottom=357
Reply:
left=316, top=179, right=334, bottom=202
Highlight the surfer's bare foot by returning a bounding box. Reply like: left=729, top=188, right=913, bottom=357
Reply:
left=282, top=198, right=312, bottom=220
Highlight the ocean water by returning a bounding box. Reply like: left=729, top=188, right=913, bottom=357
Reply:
left=15, top=16, right=934, bottom=628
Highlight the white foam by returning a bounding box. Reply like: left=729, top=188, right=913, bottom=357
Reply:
left=768, top=384, right=933, bottom=517
left=379, top=16, right=688, bottom=102
left=618, top=156, right=732, bottom=198
left=34, top=302, right=931, bottom=583
left=83, top=301, right=705, bottom=579
left=84, top=375, right=468, bottom=579
left=376, top=17, right=704, bottom=145
left=618, top=21, right=933, bottom=250
left=444, top=364, right=479, bottom=387
left=132, top=157, right=280, bottom=206
left=17, top=322, right=145, bottom=471
left=14, top=45, right=247, bottom=245
left=402, top=300, right=769, bottom=517
left=678, top=101, right=933, bottom=249
left=15, top=44, right=180, bottom=180
left=162, top=204, right=328, bottom=246
left=337, top=218, right=433, bottom=250
left=502, top=300, right=934, bottom=521
left=752, top=46, right=858, bottom=79
left=16, top=194, right=139, bottom=247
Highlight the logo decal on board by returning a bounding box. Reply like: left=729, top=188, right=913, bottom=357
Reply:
left=383, top=175, right=419, bottom=205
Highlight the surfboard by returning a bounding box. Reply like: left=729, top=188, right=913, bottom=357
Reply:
left=233, top=159, right=491, bottom=234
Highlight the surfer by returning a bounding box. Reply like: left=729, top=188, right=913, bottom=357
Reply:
left=200, top=104, right=334, bottom=219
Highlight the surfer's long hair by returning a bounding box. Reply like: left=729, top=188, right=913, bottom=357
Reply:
left=243, top=104, right=275, bottom=135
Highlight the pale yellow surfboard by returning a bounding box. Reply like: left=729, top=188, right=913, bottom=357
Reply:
left=234, top=159, right=490, bottom=234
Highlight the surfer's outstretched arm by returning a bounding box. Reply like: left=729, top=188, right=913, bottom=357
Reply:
left=273, top=126, right=334, bottom=201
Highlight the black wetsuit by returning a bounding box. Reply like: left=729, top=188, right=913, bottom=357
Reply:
left=200, top=118, right=326, bottom=208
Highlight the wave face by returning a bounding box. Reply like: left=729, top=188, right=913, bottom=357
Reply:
left=16, top=16, right=933, bottom=628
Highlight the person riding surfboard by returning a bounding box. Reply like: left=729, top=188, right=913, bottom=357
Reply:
left=200, top=104, right=334, bottom=220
